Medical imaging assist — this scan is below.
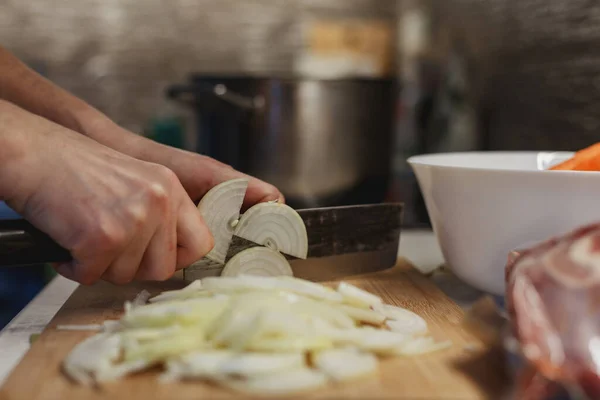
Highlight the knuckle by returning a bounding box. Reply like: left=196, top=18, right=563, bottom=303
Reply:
left=145, top=181, right=169, bottom=204
left=90, top=218, right=127, bottom=250
left=155, top=165, right=179, bottom=187
left=127, top=204, right=147, bottom=227
left=144, top=166, right=178, bottom=205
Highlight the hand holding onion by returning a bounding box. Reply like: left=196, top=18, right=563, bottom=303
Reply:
left=0, top=101, right=214, bottom=285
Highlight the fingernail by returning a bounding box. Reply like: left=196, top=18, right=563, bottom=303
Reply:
left=259, top=193, right=284, bottom=204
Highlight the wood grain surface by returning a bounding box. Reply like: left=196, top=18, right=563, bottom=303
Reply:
left=0, top=258, right=510, bottom=400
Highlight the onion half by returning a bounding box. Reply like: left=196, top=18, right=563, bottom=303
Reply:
left=222, top=247, right=293, bottom=277
left=234, top=202, right=308, bottom=259
left=197, top=178, right=249, bottom=264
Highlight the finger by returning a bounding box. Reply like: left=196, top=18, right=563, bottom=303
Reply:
left=135, top=205, right=178, bottom=281
left=53, top=260, right=104, bottom=286
left=55, top=243, right=120, bottom=285
left=175, top=198, right=214, bottom=269
left=209, top=165, right=284, bottom=209
left=102, top=222, right=156, bottom=284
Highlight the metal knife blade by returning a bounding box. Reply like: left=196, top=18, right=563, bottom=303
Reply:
left=225, top=203, right=403, bottom=261
left=185, top=203, right=404, bottom=281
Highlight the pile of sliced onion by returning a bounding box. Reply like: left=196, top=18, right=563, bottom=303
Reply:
left=61, top=275, right=451, bottom=395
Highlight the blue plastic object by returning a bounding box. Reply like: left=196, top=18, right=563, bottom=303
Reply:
left=0, top=201, right=47, bottom=330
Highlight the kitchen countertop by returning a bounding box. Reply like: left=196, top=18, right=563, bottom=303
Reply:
left=0, top=229, right=488, bottom=385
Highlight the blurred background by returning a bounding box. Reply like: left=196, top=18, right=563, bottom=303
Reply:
left=2, top=0, right=600, bottom=327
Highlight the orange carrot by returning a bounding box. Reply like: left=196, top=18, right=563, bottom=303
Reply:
left=550, top=143, right=600, bottom=171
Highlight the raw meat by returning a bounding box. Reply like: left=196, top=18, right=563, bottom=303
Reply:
left=506, top=223, right=600, bottom=400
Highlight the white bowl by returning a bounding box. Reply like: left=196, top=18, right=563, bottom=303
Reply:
left=408, top=151, right=600, bottom=295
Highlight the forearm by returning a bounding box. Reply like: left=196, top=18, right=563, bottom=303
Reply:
left=0, top=46, right=141, bottom=155
left=0, top=100, right=46, bottom=204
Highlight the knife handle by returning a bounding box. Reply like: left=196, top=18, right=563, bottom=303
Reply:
left=0, top=219, right=72, bottom=266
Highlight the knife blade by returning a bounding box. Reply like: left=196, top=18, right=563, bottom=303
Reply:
left=0, top=203, right=403, bottom=280
left=184, top=203, right=404, bottom=281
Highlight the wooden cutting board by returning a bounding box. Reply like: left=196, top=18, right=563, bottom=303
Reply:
left=0, top=258, right=510, bottom=400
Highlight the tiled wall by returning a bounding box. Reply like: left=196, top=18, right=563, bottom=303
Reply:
left=1, top=0, right=397, bottom=133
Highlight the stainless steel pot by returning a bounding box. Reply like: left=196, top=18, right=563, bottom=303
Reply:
left=166, top=76, right=396, bottom=208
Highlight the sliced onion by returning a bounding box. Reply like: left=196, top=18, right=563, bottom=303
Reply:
left=149, top=280, right=211, bottom=303
left=393, top=337, right=452, bottom=356
left=336, top=304, right=386, bottom=326
left=339, top=328, right=410, bottom=354
left=312, top=348, right=378, bottom=382
left=62, top=333, right=122, bottom=385
left=274, top=276, right=344, bottom=303
left=337, top=282, right=383, bottom=308
left=201, top=275, right=281, bottom=292
left=121, top=297, right=229, bottom=329
left=234, top=202, right=308, bottom=259
left=131, top=290, right=151, bottom=307
left=372, top=304, right=428, bottom=336
left=200, top=274, right=343, bottom=303
left=62, top=271, right=451, bottom=394
left=218, top=367, right=329, bottom=395
left=56, top=324, right=103, bottom=331
left=221, top=247, right=293, bottom=277
left=197, top=178, right=249, bottom=264
left=122, top=328, right=206, bottom=363
left=218, top=352, right=305, bottom=378
left=102, top=320, right=123, bottom=333
left=161, top=350, right=235, bottom=381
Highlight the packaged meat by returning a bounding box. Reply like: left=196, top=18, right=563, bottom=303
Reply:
left=505, top=223, right=600, bottom=400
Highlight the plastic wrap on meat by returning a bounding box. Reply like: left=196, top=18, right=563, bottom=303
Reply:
left=506, top=223, right=600, bottom=400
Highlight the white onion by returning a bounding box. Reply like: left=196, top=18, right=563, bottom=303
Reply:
left=218, top=367, right=329, bottom=395
left=372, top=304, right=428, bottom=336
left=62, top=333, right=122, bottom=385
left=197, top=178, right=249, bottom=264
left=161, top=350, right=235, bottom=381
left=56, top=324, right=103, bottom=331
left=121, top=297, right=229, bottom=329
left=62, top=272, right=451, bottom=395
left=336, top=304, right=386, bottom=326
left=393, top=337, right=452, bottom=356
left=148, top=281, right=210, bottom=303
left=131, top=290, right=151, bottom=308
left=102, top=320, right=123, bottom=333
left=273, top=276, right=344, bottom=303
left=337, top=282, right=382, bottom=308
left=221, top=247, right=293, bottom=277
left=312, top=348, right=378, bottom=382
left=218, top=353, right=305, bottom=378
left=234, top=202, right=308, bottom=259
left=201, top=274, right=343, bottom=303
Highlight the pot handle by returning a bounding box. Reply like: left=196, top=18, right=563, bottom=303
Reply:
left=166, top=83, right=264, bottom=111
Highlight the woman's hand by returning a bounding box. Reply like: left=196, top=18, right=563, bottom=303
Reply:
left=0, top=101, right=214, bottom=285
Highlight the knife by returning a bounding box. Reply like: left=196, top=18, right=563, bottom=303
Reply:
left=185, top=203, right=404, bottom=281
left=0, top=203, right=403, bottom=280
